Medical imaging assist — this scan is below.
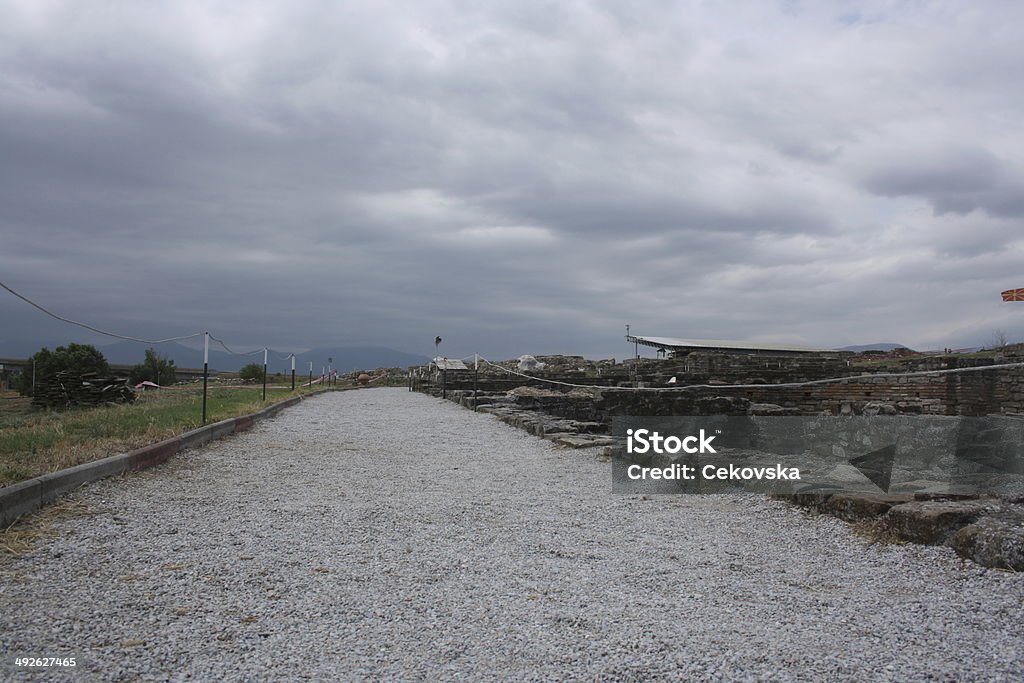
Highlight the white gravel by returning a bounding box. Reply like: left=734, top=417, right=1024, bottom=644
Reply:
left=2, top=388, right=1023, bottom=681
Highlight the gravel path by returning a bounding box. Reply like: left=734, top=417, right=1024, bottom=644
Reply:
left=2, top=388, right=1023, bottom=681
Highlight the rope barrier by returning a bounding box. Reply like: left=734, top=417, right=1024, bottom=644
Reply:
left=0, top=280, right=204, bottom=344
left=207, top=335, right=264, bottom=357
left=1, top=280, right=303, bottom=362
left=478, top=357, right=600, bottom=389
left=471, top=355, right=1024, bottom=392
left=2, top=279, right=327, bottom=424
left=9, top=278, right=1024, bottom=395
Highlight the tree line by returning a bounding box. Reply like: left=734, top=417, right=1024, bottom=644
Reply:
left=13, top=343, right=177, bottom=397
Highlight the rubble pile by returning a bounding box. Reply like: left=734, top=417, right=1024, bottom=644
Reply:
left=32, top=371, right=135, bottom=409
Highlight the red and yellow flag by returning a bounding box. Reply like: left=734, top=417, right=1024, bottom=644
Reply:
left=1002, top=288, right=1024, bottom=301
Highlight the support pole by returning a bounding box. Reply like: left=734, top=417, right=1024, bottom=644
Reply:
left=309, top=361, right=313, bottom=388
left=442, top=367, right=447, bottom=400
left=262, top=348, right=268, bottom=401
left=630, top=337, right=638, bottom=389
left=473, top=354, right=479, bottom=411
left=202, top=332, right=209, bottom=425
left=291, top=354, right=296, bottom=391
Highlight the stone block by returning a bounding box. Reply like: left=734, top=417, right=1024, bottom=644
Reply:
left=0, top=478, right=42, bottom=527
left=949, top=512, right=1024, bottom=570
left=822, top=493, right=915, bottom=522
left=884, top=500, right=995, bottom=544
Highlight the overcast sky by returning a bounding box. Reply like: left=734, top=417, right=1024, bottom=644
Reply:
left=3, top=1, right=1024, bottom=360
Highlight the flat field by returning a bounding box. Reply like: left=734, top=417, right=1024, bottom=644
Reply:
left=0, top=383, right=333, bottom=487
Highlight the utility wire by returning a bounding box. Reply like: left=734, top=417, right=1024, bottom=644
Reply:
left=0, top=280, right=203, bottom=344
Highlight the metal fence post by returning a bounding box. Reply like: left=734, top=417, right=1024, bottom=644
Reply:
left=202, top=332, right=209, bottom=425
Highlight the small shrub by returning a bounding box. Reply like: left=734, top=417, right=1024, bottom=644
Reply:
left=129, top=348, right=177, bottom=386
left=14, top=344, right=111, bottom=397
left=239, top=363, right=265, bottom=382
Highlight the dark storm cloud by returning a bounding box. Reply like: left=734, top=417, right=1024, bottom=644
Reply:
left=860, top=148, right=1024, bottom=219
left=3, top=0, right=1024, bottom=360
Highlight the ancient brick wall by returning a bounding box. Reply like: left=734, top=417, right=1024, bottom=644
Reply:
left=414, top=359, right=1024, bottom=422
left=594, top=368, right=1024, bottom=419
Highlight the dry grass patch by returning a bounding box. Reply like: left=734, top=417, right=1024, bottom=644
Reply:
left=850, top=518, right=910, bottom=546
left=0, top=497, right=95, bottom=563
left=0, top=384, right=332, bottom=486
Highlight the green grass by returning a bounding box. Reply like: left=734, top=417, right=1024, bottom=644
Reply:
left=0, top=383, right=340, bottom=487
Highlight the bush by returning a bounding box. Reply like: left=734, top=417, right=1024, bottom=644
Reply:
left=129, top=348, right=177, bottom=386
left=14, top=343, right=111, bottom=397
left=239, top=363, right=265, bottom=382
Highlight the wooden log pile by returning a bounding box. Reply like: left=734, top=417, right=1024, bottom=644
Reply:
left=31, top=371, right=136, bottom=409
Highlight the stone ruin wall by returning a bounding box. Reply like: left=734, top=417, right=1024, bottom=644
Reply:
left=564, top=368, right=1024, bottom=422
left=418, top=358, right=1024, bottom=423
left=418, top=350, right=857, bottom=395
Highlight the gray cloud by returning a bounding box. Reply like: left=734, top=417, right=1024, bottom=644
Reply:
left=3, top=0, right=1024, bottom=360
left=859, top=147, right=1024, bottom=219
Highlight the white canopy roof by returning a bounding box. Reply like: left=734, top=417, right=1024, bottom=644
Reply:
left=628, top=335, right=829, bottom=354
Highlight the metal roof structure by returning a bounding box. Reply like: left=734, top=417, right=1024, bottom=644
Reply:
left=432, top=358, right=470, bottom=371
left=627, top=335, right=830, bottom=354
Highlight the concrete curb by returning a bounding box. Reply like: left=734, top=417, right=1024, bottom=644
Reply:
left=0, top=389, right=335, bottom=528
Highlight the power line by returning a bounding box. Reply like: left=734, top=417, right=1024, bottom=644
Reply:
left=0, top=280, right=203, bottom=345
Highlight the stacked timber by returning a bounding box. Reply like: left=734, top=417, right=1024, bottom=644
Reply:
left=31, top=371, right=136, bottom=409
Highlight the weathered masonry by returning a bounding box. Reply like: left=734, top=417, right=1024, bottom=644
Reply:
left=413, top=353, right=1024, bottom=422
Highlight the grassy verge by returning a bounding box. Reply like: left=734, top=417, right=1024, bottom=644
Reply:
left=0, top=383, right=339, bottom=487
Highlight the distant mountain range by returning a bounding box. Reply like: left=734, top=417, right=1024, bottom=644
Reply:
left=0, top=339, right=429, bottom=373
left=838, top=343, right=910, bottom=352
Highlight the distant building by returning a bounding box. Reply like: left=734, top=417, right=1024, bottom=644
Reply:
left=0, top=358, right=26, bottom=391
left=431, top=358, right=469, bottom=371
